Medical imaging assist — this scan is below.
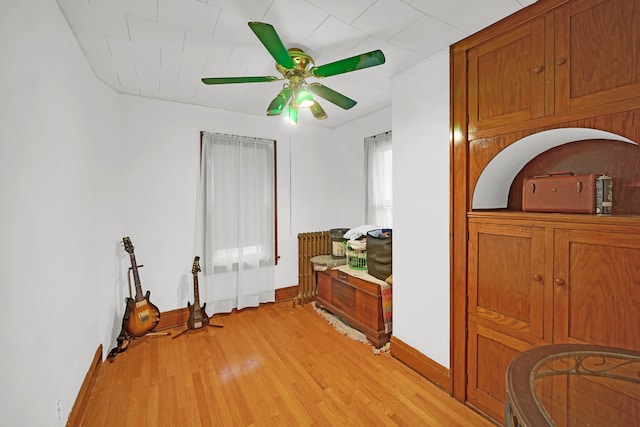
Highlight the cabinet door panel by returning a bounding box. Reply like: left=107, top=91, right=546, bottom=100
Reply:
left=555, top=0, right=640, bottom=113
left=554, top=229, right=640, bottom=350
left=466, top=322, right=534, bottom=424
left=467, top=17, right=546, bottom=134
left=468, top=222, right=546, bottom=338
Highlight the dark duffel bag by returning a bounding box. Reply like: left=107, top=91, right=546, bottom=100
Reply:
left=366, top=229, right=392, bottom=281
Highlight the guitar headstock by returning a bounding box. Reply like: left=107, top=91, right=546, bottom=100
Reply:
left=123, top=237, right=134, bottom=254
left=192, top=256, right=201, bottom=275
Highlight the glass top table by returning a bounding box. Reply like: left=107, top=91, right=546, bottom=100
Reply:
left=505, top=344, right=640, bottom=427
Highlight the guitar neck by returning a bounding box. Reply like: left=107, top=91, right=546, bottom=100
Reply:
left=193, top=274, right=201, bottom=307
left=129, top=253, right=145, bottom=301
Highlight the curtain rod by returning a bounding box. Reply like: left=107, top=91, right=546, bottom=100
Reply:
left=200, top=130, right=275, bottom=143
left=365, top=130, right=392, bottom=140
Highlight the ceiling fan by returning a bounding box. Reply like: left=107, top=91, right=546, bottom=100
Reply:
left=201, top=22, right=386, bottom=125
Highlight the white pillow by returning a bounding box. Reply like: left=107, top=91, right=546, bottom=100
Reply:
left=343, top=224, right=381, bottom=240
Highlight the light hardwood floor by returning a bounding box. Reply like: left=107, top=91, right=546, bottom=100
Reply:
left=78, top=302, right=496, bottom=426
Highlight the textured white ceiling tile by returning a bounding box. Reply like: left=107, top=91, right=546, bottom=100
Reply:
left=160, top=77, right=201, bottom=101
left=57, top=0, right=128, bottom=39
left=450, top=0, right=522, bottom=34
left=117, top=85, right=142, bottom=97
left=173, top=88, right=199, bottom=106
left=127, top=15, right=185, bottom=51
left=351, top=0, right=422, bottom=41
left=168, top=77, right=199, bottom=95
left=351, top=66, right=393, bottom=90
left=158, top=0, right=220, bottom=37
left=70, top=26, right=110, bottom=55
left=197, top=82, right=240, bottom=105
left=306, top=16, right=368, bottom=56
left=347, top=84, right=390, bottom=105
left=117, top=66, right=142, bottom=91
left=139, top=80, right=162, bottom=98
left=89, top=0, right=157, bottom=20
left=118, top=67, right=162, bottom=97
left=213, top=10, right=261, bottom=47
left=262, top=0, right=328, bottom=41
left=407, top=0, right=473, bottom=22
left=159, top=78, right=179, bottom=100
left=205, top=0, right=273, bottom=21
left=390, top=15, right=463, bottom=56
left=108, top=37, right=161, bottom=67
left=183, top=31, right=232, bottom=59
left=383, top=49, right=424, bottom=74
left=161, top=48, right=208, bottom=80
left=226, top=45, right=273, bottom=74
left=201, top=60, right=250, bottom=79
left=306, top=0, right=376, bottom=24
left=136, top=63, right=179, bottom=82
left=82, top=51, right=121, bottom=88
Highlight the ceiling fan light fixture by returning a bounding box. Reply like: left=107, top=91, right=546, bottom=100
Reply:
left=296, top=88, right=315, bottom=108
left=283, top=105, right=298, bottom=126
left=201, top=22, right=386, bottom=124
left=310, top=102, right=327, bottom=120
left=266, top=87, right=292, bottom=116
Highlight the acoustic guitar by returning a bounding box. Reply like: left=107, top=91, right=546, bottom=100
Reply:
left=122, top=237, right=160, bottom=337
left=187, top=256, right=209, bottom=329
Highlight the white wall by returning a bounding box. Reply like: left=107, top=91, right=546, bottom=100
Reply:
left=118, top=96, right=380, bottom=311
left=0, top=2, right=445, bottom=425
left=0, top=2, right=121, bottom=426
left=391, top=50, right=451, bottom=368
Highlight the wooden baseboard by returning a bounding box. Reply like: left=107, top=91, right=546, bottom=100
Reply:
left=275, top=285, right=298, bottom=302
left=67, top=345, right=102, bottom=427
left=155, top=307, right=190, bottom=330
left=390, top=336, right=451, bottom=393
left=154, top=286, right=299, bottom=330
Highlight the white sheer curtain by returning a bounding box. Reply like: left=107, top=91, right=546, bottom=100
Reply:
left=364, top=131, right=393, bottom=227
left=194, top=132, right=275, bottom=313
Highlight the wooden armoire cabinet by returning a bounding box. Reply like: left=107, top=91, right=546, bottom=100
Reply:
left=466, top=212, right=640, bottom=419
left=467, top=0, right=640, bottom=140
left=450, top=0, right=640, bottom=423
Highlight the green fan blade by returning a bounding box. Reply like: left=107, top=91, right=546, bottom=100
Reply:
left=248, top=22, right=295, bottom=69
left=309, top=83, right=357, bottom=110
left=310, top=101, right=328, bottom=120
left=311, top=50, right=385, bottom=78
left=201, top=76, right=279, bottom=84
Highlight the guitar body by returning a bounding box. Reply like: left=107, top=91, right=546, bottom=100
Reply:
left=122, top=237, right=161, bottom=338
left=187, top=301, right=209, bottom=329
left=126, top=291, right=161, bottom=337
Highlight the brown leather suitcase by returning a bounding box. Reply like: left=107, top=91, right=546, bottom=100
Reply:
left=522, top=172, right=597, bottom=213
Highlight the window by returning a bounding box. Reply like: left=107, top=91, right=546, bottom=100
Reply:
left=194, top=132, right=277, bottom=312
left=364, top=131, right=392, bottom=227
left=196, top=132, right=277, bottom=270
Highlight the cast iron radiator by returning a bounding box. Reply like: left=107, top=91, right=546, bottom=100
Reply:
left=295, top=231, right=331, bottom=306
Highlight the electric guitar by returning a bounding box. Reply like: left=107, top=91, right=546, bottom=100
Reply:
left=187, top=256, right=209, bottom=329
left=122, top=237, right=160, bottom=337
